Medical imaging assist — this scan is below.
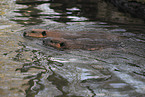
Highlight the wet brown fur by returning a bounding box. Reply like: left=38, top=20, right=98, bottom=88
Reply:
left=23, top=29, right=64, bottom=38
left=24, top=29, right=121, bottom=50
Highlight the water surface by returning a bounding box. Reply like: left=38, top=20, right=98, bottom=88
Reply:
left=0, top=0, right=145, bottom=97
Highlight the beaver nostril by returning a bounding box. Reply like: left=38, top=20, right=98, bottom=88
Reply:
left=23, top=32, right=27, bottom=36
left=43, top=40, right=45, bottom=44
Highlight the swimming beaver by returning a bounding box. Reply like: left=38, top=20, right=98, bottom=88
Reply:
left=23, top=29, right=121, bottom=50
left=23, top=29, right=62, bottom=38
left=23, top=29, right=78, bottom=39
left=42, top=37, right=119, bottom=50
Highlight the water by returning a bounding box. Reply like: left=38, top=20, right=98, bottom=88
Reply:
left=0, top=0, right=145, bottom=97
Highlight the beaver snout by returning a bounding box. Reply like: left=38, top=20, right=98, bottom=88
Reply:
left=43, top=38, right=68, bottom=49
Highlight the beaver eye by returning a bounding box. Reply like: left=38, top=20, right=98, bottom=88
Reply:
left=31, top=31, right=36, bottom=33
left=42, top=31, right=46, bottom=36
left=50, top=40, right=53, bottom=43
left=60, top=42, right=65, bottom=47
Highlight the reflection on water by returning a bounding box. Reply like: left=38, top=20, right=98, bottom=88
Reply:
left=12, top=0, right=144, bottom=25
left=0, top=0, right=145, bottom=97
left=11, top=3, right=43, bottom=25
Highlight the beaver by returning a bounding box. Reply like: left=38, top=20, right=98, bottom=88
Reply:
left=23, top=29, right=63, bottom=38
left=23, top=29, right=121, bottom=50
left=23, top=29, right=79, bottom=39
left=42, top=37, right=119, bottom=50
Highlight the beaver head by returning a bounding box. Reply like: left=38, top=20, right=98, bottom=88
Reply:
left=43, top=38, right=68, bottom=49
left=23, top=29, right=47, bottom=38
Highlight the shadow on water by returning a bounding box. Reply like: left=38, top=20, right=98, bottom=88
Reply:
left=47, top=68, right=69, bottom=97
left=5, top=42, right=67, bottom=97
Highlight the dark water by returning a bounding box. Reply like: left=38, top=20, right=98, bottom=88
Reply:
left=0, top=0, right=145, bottom=97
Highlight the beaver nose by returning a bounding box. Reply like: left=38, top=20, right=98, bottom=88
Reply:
left=43, top=38, right=51, bottom=45
left=23, top=32, right=27, bottom=36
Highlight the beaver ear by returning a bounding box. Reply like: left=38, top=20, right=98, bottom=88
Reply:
left=42, top=31, right=46, bottom=36
left=60, top=42, right=65, bottom=47
left=23, top=32, right=27, bottom=36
